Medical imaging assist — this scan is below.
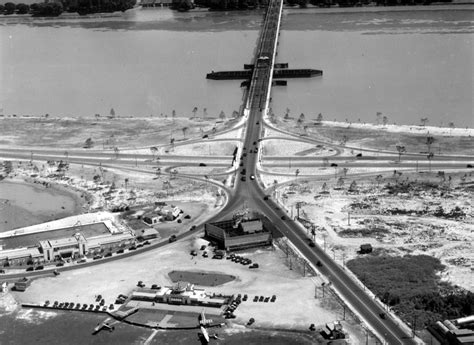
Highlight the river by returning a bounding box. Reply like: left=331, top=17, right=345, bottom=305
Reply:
left=0, top=7, right=473, bottom=126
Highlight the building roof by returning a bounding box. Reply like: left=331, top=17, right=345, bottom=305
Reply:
left=86, top=232, right=135, bottom=248
left=0, top=247, right=42, bottom=260
left=49, top=237, right=78, bottom=247
left=240, top=220, right=262, bottom=233
left=140, top=228, right=159, bottom=237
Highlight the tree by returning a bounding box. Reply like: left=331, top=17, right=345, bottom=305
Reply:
left=4, top=2, right=16, bottom=14
left=340, top=135, right=348, bottom=146
left=32, top=2, right=63, bottom=16
left=376, top=112, right=382, bottom=125
left=124, top=178, right=129, bottom=191
left=297, top=113, right=305, bottom=125
left=109, top=108, right=116, bottom=119
left=336, top=177, right=344, bottom=189
left=420, top=117, right=428, bottom=127
left=382, top=116, right=388, bottom=126
left=150, top=146, right=158, bottom=159
left=182, top=126, right=189, bottom=138
left=232, top=110, right=239, bottom=118
left=192, top=107, right=198, bottom=118
left=114, top=147, right=120, bottom=159
left=295, top=168, right=300, bottom=181
left=321, top=182, right=328, bottom=193
left=219, top=111, right=226, bottom=120
left=316, top=113, right=323, bottom=123
left=95, top=113, right=100, bottom=121
left=426, top=136, right=435, bottom=153
left=84, top=138, right=94, bottom=149
left=396, top=145, right=406, bottom=162
left=16, top=3, right=30, bottom=14
left=427, top=152, right=434, bottom=172
left=349, top=180, right=358, bottom=192
left=284, top=108, right=290, bottom=120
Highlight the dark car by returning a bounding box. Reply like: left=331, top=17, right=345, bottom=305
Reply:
left=56, top=262, right=64, bottom=267
left=247, top=317, right=255, bottom=326
left=0, top=269, right=5, bottom=274
left=26, top=266, right=34, bottom=271
left=104, top=252, right=112, bottom=257
left=35, top=265, right=44, bottom=270
left=249, top=263, right=259, bottom=269
left=309, top=241, right=315, bottom=247
left=264, top=297, right=270, bottom=303
left=241, top=176, right=246, bottom=182
left=151, top=284, right=161, bottom=290
left=379, top=313, right=386, bottom=319
left=281, top=215, right=287, bottom=220
left=243, top=294, right=248, bottom=301
left=259, top=296, right=264, bottom=302
left=263, top=195, right=269, bottom=200
left=116, top=249, right=124, bottom=254
left=93, top=255, right=102, bottom=260
left=253, top=296, right=258, bottom=302
left=169, top=235, right=177, bottom=243
left=199, top=163, right=207, bottom=167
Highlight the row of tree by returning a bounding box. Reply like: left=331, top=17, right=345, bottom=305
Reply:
left=0, top=0, right=136, bottom=16
left=171, top=0, right=450, bottom=11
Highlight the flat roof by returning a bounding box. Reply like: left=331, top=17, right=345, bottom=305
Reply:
left=0, top=222, right=110, bottom=250
left=0, top=247, right=42, bottom=260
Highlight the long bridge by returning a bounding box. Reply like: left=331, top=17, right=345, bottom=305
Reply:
left=220, top=0, right=418, bottom=344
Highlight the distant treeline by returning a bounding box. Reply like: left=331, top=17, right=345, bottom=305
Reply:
left=0, top=0, right=136, bottom=16
left=172, top=0, right=452, bottom=11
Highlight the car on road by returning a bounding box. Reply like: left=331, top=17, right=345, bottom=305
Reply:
left=379, top=313, right=386, bottom=319
left=247, top=318, right=255, bottom=326
left=256, top=121, right=260, bottom=125
left=263, top=195, right=269, bottom=200
left=249, top=263, right=259, bottom=269
left=259, top=296, right=264, bottom=302
left=308, top=241, right=315, bottom=247
left=250, top=175, right=255, bottom=180
left=169, top=235, right=177, bottom=243
left=253, top=296, right=258, bottom=302
left=241, top=176, right=246, bottom=182
left=56, top=262, right=64, bottom=267
left=281, top=215, right=287, bottom=220
left=199, top=163, right=207, bottom=166
left=137, top=281, right=145, bottom=288
left=35, top=265, right=44, bottom=270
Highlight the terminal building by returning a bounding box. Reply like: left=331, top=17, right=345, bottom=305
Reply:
left=204, top=218, right=272, bottom=251
left=130, top=281, right=229, bottom=308
left=0, top=221, right=135, bottom=267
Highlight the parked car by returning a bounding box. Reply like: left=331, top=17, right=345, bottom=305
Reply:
left=56, top=262, right=64, bottom=267
left=116, top=249, right=124, bottom=254
left=243, top=294, right=248, bottom=301
left=151, top=284, right=161, bottom=290
left=35, top=265, right=44, bottom=270
left=271, top=295, right=276, bottom=302
left=253, top=296, right=258, bottom=302
left=93, top=255, right=102, bottom=260
left=26, top=266, right=34, bottom=271
left=264, top=297, right=270, bottom=303
left=202, top=251, right=208, bottom=258
left=137, top=281, right=145, bottom=288
left=249, top=263, right=259, bottom=269
left=259, top=296, right=264, bottom=302
left=199, top=163, right=207, bottom=166
left=247, top=318, right=255, bottom=326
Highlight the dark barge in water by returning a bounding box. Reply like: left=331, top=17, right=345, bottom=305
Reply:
left=206, top=68, right=323, bottom=80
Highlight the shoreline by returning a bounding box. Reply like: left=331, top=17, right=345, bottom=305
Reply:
left=0, top=178, right=87, bottom=232
left=0, top=3, right=472, bottom=23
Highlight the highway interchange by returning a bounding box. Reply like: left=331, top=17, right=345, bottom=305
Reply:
left=1, top=0, right=472, bottom=343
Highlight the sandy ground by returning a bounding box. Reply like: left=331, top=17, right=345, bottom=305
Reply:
left=275, top=173, right=474, bottom=292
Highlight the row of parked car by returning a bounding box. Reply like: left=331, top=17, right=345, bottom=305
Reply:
left=46, top=300, right=114, bottom=312
left=226, top=254, right=259, bottom=268
left=252, top=295, right=276, bottom=303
